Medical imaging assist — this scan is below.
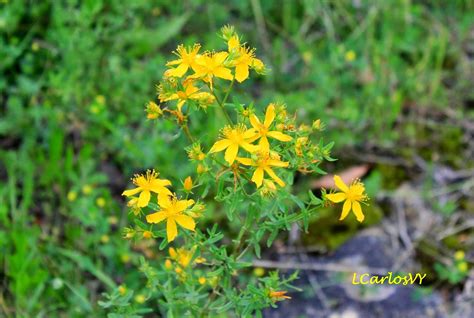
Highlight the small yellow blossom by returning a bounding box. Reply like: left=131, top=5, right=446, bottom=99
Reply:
left=31, top=41, right=40, bottom=51
left=121, top=254, right=131, bottom=263
left=160, top=80, right=214, bottom=111
left=457, top=261, right=468, bottom=272
left=187, top=143, right=206, bottom=161
left=96, top=197, right=106, bottom=208
left=454, top=250, right=465, bottom=261
left=248, top=103, right=292, bottom=153
left=183, top=176, right=193, bottom=191
left=192, top=52, right=233, bottom=88
left=209, top=124, right=258, bottom=165
left=253, top=267, right=265, bottom=277
left=237, top=152, right=289, bottom=188
left=122, top=170, right=172, bottom=208
left=175, top=267, right=183, bottom=274
left=295, top=137, right=309, bottom=157
left=198, top=277, right=206, bottom=285
left=166, top=44, right=201, bottom=77
left=345, top=50, right=356, bottom=62
left=67, top=191, right=77, bottom=202
left=269, top=290, right=291, bottom=301
left=326, top=175, right=368, bottom=223
left=100, top=235, right=109, bottom=243
left=127, top=197, right=141, bottom=215
left=145, top=101, right=163, bottom=119
left=164, top=259, right=172, bottom=269
left=134, top=294, right=146, bottom=304
left=227, top=36, right=265, bottom=82
left=146, top=194, right=196, bottom=242
left=169, top=247, right=194, bottom=268
left=82, top=185, right=93, bottom=195
left=107, top=216, right=118, bottom=225
left=118, top=285, right=127, bottom=295
left=142, top=230, right=153, bottom=239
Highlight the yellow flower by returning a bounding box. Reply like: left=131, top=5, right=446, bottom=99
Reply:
left=209, top=124, right=258, bottom=165
left=118, top=285, right=127, bottom=295
left=187, top=143, right=206, bottom=161
left=145, top=101, right=163, bottom=119
left=454, top=250, right=465, bottom=261
left=169, top=247, right=194, bottom=268
left=326, top=175, right=368, bottom=223
left=122, top=170, right=172, bottom=208
left=253, top=267, right=265, bottom=277
left=183, top=176, right=193, bottom=191
left=345, top=50, right=356, bottom=62
left=134, top=294, right=146, bottom=304
left=82, top=185, right=93, bottom=195
left=96, top=197, right=106, bottom=208
left=146, top=194, right=196, bottom=242
left=166, top=44, right=201, bottom=77
left=160, top=80, right=214, bottom=111
left=269, top=290, right=291, bottom=301
left=67, top=191, right=77, bottom=202
left=457, top=261, right=468, bottom=272
left=164, top=259, right=172, bottom=270
left=100, top=235, right=109, bottom=243
left=248, top=103, right=292, bottom=153
left=192, top=52, right=233, bottom=88
left=227, top=36, right=265, bottom=82
left=237, top=152, right=289, bottom=188
left=198, top=277, right=206, bottom=285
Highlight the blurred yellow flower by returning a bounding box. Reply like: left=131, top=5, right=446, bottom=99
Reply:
left=146, top=194, right=196, bottom=242
left=457, top=261, right=468, bottom=272
left=164, top=259, right=172, bottom=270
left=209, top=124, right=258, bottom=165
left=249, top=103, right=292, bottom=153
left=142, top=230, right=153, bottom=239
left=122, top=170, right=172, bottom=208
left=96, top=197, right=106, bottom=208
left=134, top=294, right=146, bottom=304
left=454, top=250, right=465, bottom=261
left=82, top=185, right=93, bottom=195
left=198, top=277, right=206, bottom=285
left=192, top=52, right=233, bottom=88
left=253, top=267, right=265, bottom=277
left=118, top=285, right=127, bottom=295
left=166, top=44, right=201, bottom=77
left=326, top=175, right=368, bottom=223
left=169, top=247, right=193, bottom=268
left=345, top=50, right=356, bottom=62
left=67, top=191, right=77, bottom=202
left=237, top=152, right=289, bottom=188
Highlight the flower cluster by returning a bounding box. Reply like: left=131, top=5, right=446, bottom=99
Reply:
left=114, top=26, right=370, bottom=317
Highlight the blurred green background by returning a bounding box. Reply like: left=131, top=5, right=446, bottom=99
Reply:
left=1, top=0, right=473, bottom=316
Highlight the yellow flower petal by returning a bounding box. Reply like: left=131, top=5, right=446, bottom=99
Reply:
left=224, top=144, right=239, bottom=164
left=236, top=157, right=253, bottom=166
left=167, top=218, right=178, bottom=242
left=252, top=168, right=264, bottom=188
left=264, top=167, right=285, bottom=187
left=235, top=64, right=249, bottom=82
left=334, top=175, right=349, bottom=192
left=326, top=192, right=346, bottom=203
left=122, top=187, right=141, bottom=197
left=268, top=159, right=289, bottom=168
left=167, top=63, right=188, bottom=77
left=146, top=211, right=167, bottom=224
left=352, top=201, right=365, bottom=222
left=264, top=104, right=276, bottom=127
left=138, top=190, right=151, bottom=207
left=209, top=139, right=231, bottom=153
left=158, top=194, right=172, bottom=209
left=267, top=131, right=292, bottom=141
left=176, top=199, right=195, bottom=212
left=249, top=115, right=261, bottom=130
left=259, top=136, right=270, bottom=153
left=214, top=66, right=234, bottom=80
left=339, top=200, right=351, bottom=221
left=175, top=215, right=196, bottom=231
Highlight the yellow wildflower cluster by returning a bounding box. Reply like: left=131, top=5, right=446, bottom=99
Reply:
left=122, top=170, right=204, bottom=242
left=209, top=103, right=292, bottom=188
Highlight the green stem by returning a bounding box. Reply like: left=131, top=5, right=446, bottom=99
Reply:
left=209, top=82, right=233, bottom=125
